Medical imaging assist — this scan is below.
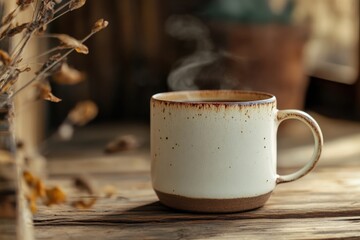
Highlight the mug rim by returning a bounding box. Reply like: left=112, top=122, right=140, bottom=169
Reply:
left=151, top=90, right=276, bottom=105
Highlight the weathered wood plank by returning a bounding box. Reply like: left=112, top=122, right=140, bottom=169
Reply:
left=33, top=166, right=360, bottom=239
left=34, top=121, right=360, bottom=239
left=34, top=217, right=360, bottom=240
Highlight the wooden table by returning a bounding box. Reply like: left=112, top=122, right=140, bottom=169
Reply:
left=25, top=119, right=360, bottom=239
left=34, top=165, right=360, bottom=240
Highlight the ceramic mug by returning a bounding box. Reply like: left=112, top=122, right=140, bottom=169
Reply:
left=150, top=90, right=323, bottom=213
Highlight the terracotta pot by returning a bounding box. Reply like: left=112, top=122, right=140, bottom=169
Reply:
left=210, top=24, right=309, bottom=110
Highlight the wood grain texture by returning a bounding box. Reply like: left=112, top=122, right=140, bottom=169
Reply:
left=34, top=217, right=360, bottom=240
left=33, top=166, right=360, bottom=239
left=33, top=121, right=360, bottom=239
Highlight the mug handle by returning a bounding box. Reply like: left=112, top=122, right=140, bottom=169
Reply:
left=276, top=110, right=323, bottom=184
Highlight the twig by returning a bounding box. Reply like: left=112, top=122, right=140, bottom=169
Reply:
left=9, top=30, right=97, bottom=101
left=11, top=33, right=32, bottom=63
left=43, top=8, right=72, bottom=29
left=26, top=46, right=61, bottom=61
left=54, top=1, right=71, bottom=15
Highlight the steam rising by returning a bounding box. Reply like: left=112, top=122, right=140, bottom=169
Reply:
left=166, top=15, right=243, bottom=91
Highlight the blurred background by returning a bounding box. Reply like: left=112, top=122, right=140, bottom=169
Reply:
left=9, top=0, right=360, bottom=171
left=48, top=0, right=359, bottom=124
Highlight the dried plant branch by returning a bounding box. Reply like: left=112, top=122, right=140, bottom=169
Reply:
left=67, top=100, right=98, bottom=126
left=47, top=33, right=89, bottom=54
left=11, top=33, right=32, bottom=67
left=40, top=0, right=87, bottom=35
left=27, top=46, right=61, bottom=61
left=0, top=0, right=108, bottom=120
left=69, top=0, right=86, bottom=11
left=0, top=50, right=11, bottom=66
left=53, top=62, right=85, bottom=84
left=53, top=0, right=71, bottom=14
left=2, top=0, right=109, bottom=215
left=1, top=7, right=19, bottom=26
left=9, top=19, right=108, bottom=102
left=17, top=0, right=36, bottom=11
left=43, top=10, right=65, bottom=26
left=35, top=82, right=62, bottom=102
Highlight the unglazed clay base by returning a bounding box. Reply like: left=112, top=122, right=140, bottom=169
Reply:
left=155, top=190, right=272, bottom=213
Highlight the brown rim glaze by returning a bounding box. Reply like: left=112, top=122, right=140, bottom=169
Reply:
left=151, top=90, right=276, bottom=106
left=155, top=190, right=272, bottom=213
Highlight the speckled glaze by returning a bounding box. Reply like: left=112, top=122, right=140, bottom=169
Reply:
left=150, top=90, right=323, bottom=213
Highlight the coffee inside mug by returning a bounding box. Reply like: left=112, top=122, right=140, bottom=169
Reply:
left=152, top=90, right=275, bottom=104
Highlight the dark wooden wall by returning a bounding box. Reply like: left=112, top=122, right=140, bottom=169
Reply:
left=50, top=0, right=205, bottom=124
left=49, top=0, right=360, bottom=125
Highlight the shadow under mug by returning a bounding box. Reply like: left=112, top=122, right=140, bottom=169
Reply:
left=150, top=90, right=323, bottom=213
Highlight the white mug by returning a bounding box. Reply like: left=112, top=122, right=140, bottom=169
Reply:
left=150, top=90, right=323, bottom=213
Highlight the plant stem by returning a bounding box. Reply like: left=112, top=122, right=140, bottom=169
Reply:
left=9, top=30, right=97, bottom=101
left=32, top=0, right=40, bottom=22
left=54, top=1, right=71, bottom=14
left=0, top=6, right=19, bottom=29
left=26, top=46, right=61, bottom=61
left=2, top=32, right=34, bottom=96
left=10, top=49, right=72, bottom=99
left=10, top=34, right=27, bottom=57
left=3, top=18, right=101, bottom=104
left=45, top=8, right=72, bottom=26
left=0, top=33, right=30, bottom=87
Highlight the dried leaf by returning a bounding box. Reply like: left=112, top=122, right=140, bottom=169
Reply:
left=16, top=0, right=34, bottom=5
left=104, top=135, right=140, bottom=154
left=16, top=0, right=35, bottom=10
left=53, top=63, right=85, bottom=85
left=34, top=179, right=46, bottom=198
left=45, top=186, right=66, bottom=206
left=2, top=8, right=17, bottom=25
left=71, top=198, right=96, bottom=209
left=73, top=175, right=94, bottom=195
left=92, top=19, right=109, bottom=33
left=0, top=24, right=11, bottom=40
left=69, top=0, right=86, bottom=11
left=35, top=82, right=62, bottom=102
left=68, top=100, right=98, bottom=126
left=23, top=171, right=46, bottom=199
left=26, top=194, right=37, bottom=214
left=5, top=23, right=29, bottom=37
left=1, top=69, right=20, bottom=93
left=0, top=50, right=11, bottom=66
left=1, top=76, right=18, bottom=93
left=37, top=0, right=55, bottom=25
left=37, top=53, right=64, bottom=75
left=23, top=170, right=37, bottom=187
left=29, top=199, right=37, bottom=213
left=23, top=171, right=68, bottom=212
left=0, top=73, right=19, bottom=93
left=53, top=34, right=88, bottom=54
